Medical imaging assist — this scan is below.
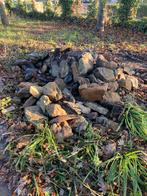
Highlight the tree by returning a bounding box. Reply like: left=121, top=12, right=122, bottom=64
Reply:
left=88, top=0, right=98, bottom=19
left=0, top=0, right=9, bottom=25
left=96, top=0, right=107, bottom=33
left=118, top=0, right=140, bottom=23
left=60, top=0, right=73, bottom=19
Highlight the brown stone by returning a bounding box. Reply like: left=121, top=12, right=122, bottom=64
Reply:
left=71, top=61, right=79, bottom=82
left=29, top=85, right=43, bottom=98
left=47, top=104, right=67, bottom=117
left=103, top=92, right=121, bottom=103
left=79, top=83, right=108, bottom=101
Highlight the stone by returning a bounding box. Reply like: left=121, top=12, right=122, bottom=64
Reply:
left=77, top=102, right=91, bottom=114
left=63, top=88, right=75, bottom=102
left=43, top=82, right=62, bottom=101
left=14, top=59, right=31, bottom=66
left=41, top=64, right=48, bottom=73
left=94, top=67, right=115, bottom=82
left=16, top=88, right=30, bottom=98
left=50, top=115, right=78, bottom=124
left=23, top=96, right=37, bottom=108
left=29, top=85, right=43, bottom=98
left=55, top=78, right=66, bottom=91
left=51, top=61, right=60, bottom=77
left=71, top=61, right=79, bottom=82
left=37, top=95, right=51, bottom=114
left=18, top=82, right=37, bottom=91
left=127, top=75, right=139, bottom=89
left=85, top=102, right=108, bottom=115
left=60, top=60, right=69, bottom=78
left=51, top=121, right=73, bottom=142
left=64, top=73, right=73, bottom=84
left=77, top=77, right=90, bottom=85
left=86, top=112, right=98, bottom=120
left=108, top=81, right=119, bottom=91
left=96, top=54, right=118, bottom=69
left=78, top=52, right=94, bottom=75
left=47, top=104, right=67, bottom=117
left=70, top=116, right=88, bottom=133
left=25, top=106, right=48, bottom=126
left=24, top=68, right=37, bottom=81
left=79, top=83, right=108, bottom=101
left=119, top=75, right=138, bottom=90
left=103, top=92, right=121, bottom=104
left=88, top=74, right=104, bottom=84
left=63, top=101, right=81, bottom=114
left=96, top=116, right=108, bottom=126
left=123, top=66, right=134, bottom=75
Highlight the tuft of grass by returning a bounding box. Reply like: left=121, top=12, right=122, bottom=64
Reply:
left=123, top=103, right=147, bottom=141
left=100, top=151, right=147, bottom=196
left=8, top=124, right=59, bottom=171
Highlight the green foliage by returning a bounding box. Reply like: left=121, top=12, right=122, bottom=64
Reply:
left=118, top=0, right=140, bottom=23
left=87, top=0, right=98, bottom=19
left=123, top=103, right=147, bottom=140
left=101, top=151, right=147, bottom=196
left=59, top=0, right=73, bottom=18
left=137, top=4, right=147, bottom=18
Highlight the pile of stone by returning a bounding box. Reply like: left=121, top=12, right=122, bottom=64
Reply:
left=13, top=48, right=142, bottom=142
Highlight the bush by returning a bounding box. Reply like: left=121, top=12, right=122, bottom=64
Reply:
left=137, top=4, right=147, bottom=18
left=125, top=17, right=147, bottom=33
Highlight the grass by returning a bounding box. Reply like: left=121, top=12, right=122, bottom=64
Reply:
left=100, top=151, right=147, bottom=196
left=0, top=16, right=147, bottom=67
left=122, top=103, right=147, bottom=141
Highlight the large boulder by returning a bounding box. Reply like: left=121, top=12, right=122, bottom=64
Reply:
left=79, top=83, right=108, bottom=101
left=78, top=52, right=94, bottom=75
left=43, top=82, right=62, bottom=101
left=47, top=104, right=67, bottom=117
left=94, top=67, right=115, bottom=82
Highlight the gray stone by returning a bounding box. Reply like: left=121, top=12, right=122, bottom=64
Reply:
left=85, top=102, right=108, bottom=115
left=37, top=95, right=51, bottom=114
left=94, top=67, right=115, bottom=82
left=25, top=106, right=48, bottom=126
left=108, top=81, right=119, bottom=92
left=63, top=88, right=75, bottom=102
left=51, top=61, right=60, bottom=77
left=60, top=60, right=69, bottom=78
left=55, top=78, right=66, bottom=91
left=63, top=101, right=81, bottom=114
left=23, top=96, right=37, bottom=108
left=77, top=102, right=91, bottom=114
left=43, top=82, right=62, bottom=101
left=47, top=104, right=67, bottom=117
left=78, top=52, right=94, bottom=75
left=71, top=116, right=88, bottom=132
left=29, top=85, right=43, bottom=98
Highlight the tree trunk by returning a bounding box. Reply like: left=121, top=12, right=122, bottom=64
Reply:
left=96, top=0, right=106, bottom=34
left=0, top=0, right=9, bottom=26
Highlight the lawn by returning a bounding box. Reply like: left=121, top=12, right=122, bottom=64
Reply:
left=0, top=16, right=146, bottom=67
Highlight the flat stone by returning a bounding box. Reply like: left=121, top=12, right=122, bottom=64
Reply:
left=25, top=106, right=48, bottom=126
left=85, top=102, right=108, bottom=115
left=37, top=95, right=51, bottom=114
left=63, top=101, right=81, bottom=114
left=63, top=88, right=75, bottom=102
left=94, top=67, right=115, bottom=82
left=103, top=92, right=121, bottom=104
left=23, top=96, right=37, bottom=108
left=79, top=83, right=108, bottom=101
left=29, top=85, right=43, bottom=98
left=78, top=52, right=94, bottom=75
left=60, top=60, right=69, bottom=78
left=43, top=82, right=62, bottom=101
left=47, top=104, right=67, bottom=117
left=77, top=102, right=91, bottom=114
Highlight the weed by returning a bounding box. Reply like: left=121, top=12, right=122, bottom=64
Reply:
left=123, top=103, right=147, bottom=141
left=100, top=151, right=147, bottom=196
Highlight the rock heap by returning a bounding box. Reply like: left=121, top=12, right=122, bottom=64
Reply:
left=13, top=48, right=143, bottom=142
